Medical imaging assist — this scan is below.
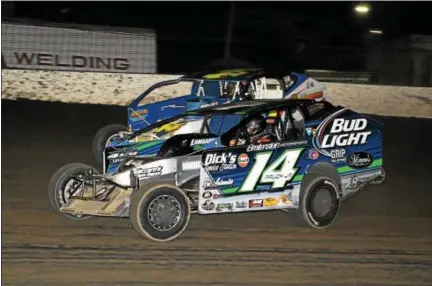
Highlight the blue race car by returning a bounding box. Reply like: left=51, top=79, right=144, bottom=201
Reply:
left=49, top=99, right=385, bottom=242
left=92, top=68, right=328, bottom=164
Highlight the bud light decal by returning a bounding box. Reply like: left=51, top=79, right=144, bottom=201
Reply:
left=312, top=109, right=373, bottom=157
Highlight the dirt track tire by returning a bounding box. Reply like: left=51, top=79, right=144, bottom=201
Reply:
left=291, top=175, right=341, bottom=229
left=92, top=124, right=127, bottom=164
left=129, top=183, right=191, bottom=242
left=48, top=163, right=98, bottom=220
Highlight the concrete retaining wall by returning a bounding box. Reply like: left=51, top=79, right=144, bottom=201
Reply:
left=2, top=69, right=432, bottom=118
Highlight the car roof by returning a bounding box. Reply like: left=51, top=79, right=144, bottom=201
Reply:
left=182, top=68, right=266, bottom=81
left=181, top=68, right=301, bottom=83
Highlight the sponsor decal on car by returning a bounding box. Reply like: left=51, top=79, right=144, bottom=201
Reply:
left=330, top=148, right=346, bottom=162
left=247, top=142, right=280, bottom=152
left=249, top=199, right=263, bottom=208
left=313, top=109, right=372, bottom=156
left=201, top=102, right=219, bottom=108
left=229, top=138, right=246, bottom=147
left=107, top=150, right=138, bottom=163
left=202, top=191, right=212, bottom=199
left=193, top=145, right=205, bottom=151
left=213, top=193, right=222, bottom=199
left=161, top=104, right=185, bottom=110
left=190, top=138, right=216, bottom=146
left=202, top=200, right=215, bottom=211
left=264, top=197, right=278, bottom=207
left=347, top=152, right=373, bottom=169
left=237, top=153, right=249, bottom=168
left=321, top=118, right=371, bottom=148
left=246, top=141, right=307, bottom=152
left=133, top=166, right=163, bottom=179
left=262, top=170, right=296, bottom=183
left=204, top=177, right=234, bottom=189
left=130, top=109, right=148, bottom=118
left=155, top=122, right=183, bottom=134
left=203, top=152, right=238, bottom=172
left=182, top=160, right=201, bottom=171
left=345, top=175, right=372, bottom=190
left=280, top=194, right=292, bottom=205
left=305, top=127, right=317, bottom=138
left=308, top=149, right=319, bottom=160
left=235, top=201, right=247, bottom=208
left=216, top=203, right=234, bottom=212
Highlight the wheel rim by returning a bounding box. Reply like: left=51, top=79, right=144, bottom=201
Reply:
left=306, top=184, right=339, bottom=227
left=147, top=195, right=181, bottom=231
left=60, top=179, right=80, bottom=204
left=310, top=188, right=334, bottom=218
left=57, top=176, right=87, bottom=218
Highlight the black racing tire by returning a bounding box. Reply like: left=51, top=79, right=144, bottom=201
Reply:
left=291, top=175, right=341, bottom=229
left=92, top=124, right=128, bottom=164
left=129, top=183, right=191, bottom=242
left=48, top=163, right=99, bottom=220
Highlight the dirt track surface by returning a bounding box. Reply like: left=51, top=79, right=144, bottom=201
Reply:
left=2, top=100, right=432, bottom=286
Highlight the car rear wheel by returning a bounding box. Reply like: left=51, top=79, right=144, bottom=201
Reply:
left=291, top=175, right=341, bottom=229
left=129, top=183, right=191, bottom=242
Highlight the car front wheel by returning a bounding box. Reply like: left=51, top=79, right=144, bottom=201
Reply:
left=129, top=183, right=191, bottom=242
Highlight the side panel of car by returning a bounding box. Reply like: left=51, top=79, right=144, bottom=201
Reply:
left=198, top=140, right=310, bottom=214
left=126, top=79, right=237, bottom=132
left=128, top=95, right=236, bottom=132
left=305, top=108, right=384, bottom=198
left=104, top=112, right=245, bottom=174
left=197, top=107, right=384, bottom=214
left=127, top=94, right=197, bottom=131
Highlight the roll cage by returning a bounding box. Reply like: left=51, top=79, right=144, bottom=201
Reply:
left=130, top=69, right=306, bottom=112
left=220, top=105, right=306, bottom=146
left=126, top=99, right=338, bottom=145
left=130, top=73, right=254, bottom=109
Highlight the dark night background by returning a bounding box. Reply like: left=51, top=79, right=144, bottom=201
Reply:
left=4, top=1, right=432, bottom=74
left=2, top=3, right=432, bottom=284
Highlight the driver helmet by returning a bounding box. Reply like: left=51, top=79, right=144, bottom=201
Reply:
left=246, top=115, right=266, bottom=136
